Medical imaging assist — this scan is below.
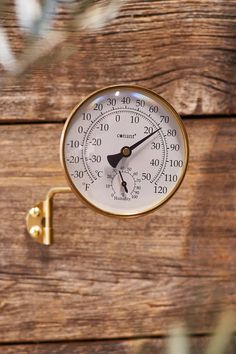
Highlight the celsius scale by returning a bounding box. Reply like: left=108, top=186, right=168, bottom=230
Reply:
left=26, top=85, right=189, bottom=245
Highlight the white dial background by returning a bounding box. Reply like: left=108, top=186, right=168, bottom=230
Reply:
left=61, top=86, right=188, bottom=216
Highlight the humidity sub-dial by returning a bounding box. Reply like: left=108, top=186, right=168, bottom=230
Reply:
left=111, top=170, right=141, bottom=200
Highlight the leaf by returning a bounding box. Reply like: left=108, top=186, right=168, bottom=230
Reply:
left=0, top=27, right=16, bottom=72
left=8, top=30, right=65, bottom=76
left=34, top=0, right=58, bottom=36
left=75, top=0, right=124, bottom=30
left=167, top=325, right=190, bottom=354
left=15, top=0, right=42, bottom=33
left=205, top=310, right=235, bottom=354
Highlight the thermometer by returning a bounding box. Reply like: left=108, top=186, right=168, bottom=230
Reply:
left=61, top=85, right=189, bottom=217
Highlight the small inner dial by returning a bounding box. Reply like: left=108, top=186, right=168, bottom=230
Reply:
left=61, top=85, right=189, bottom=217
left=110, top=168, right=140, bottom=200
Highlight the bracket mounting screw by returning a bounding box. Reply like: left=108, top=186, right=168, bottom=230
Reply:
left=29, top=207, right=41, bottom=217
left=30, top=226, right=42, bottom=239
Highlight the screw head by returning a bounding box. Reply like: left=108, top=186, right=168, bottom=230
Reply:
left=29, top=207, right=40, bottom=217
left=121, top=146, right=131, bottom=157
left=30, top=226, right=42, bottom=239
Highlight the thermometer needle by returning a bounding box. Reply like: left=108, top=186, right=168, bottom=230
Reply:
left=119, top=171, right=128, bottom=193
left=107, top=128, right=161, bottom=168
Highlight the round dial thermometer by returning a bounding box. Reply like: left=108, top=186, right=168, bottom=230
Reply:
left=61, top=85, right=189, bottom=217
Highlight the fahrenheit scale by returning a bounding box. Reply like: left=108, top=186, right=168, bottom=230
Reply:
left=61, top=85, right=189, bottom=217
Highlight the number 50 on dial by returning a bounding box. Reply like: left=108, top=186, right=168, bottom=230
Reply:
left=61, top=85, right=189, bottom=217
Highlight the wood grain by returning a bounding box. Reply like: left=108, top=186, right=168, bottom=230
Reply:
left=1, top=337, right=236, bottom=354
left=0, top=0, right=236, bottom=122
left=0, top=118, right=235, bottom=343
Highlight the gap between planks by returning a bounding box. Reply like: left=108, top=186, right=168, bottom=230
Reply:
left=0, top=332, right=216, bottom=347
left=0, top=114, right=236, bottom=126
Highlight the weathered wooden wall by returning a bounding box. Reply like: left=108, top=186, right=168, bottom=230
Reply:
left=0, top=1, right=236, bottom=353
left=0, top=0, right=236, bottom=122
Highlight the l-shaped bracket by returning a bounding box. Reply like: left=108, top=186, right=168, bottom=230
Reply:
left=26, top=187, right=72, bottom=245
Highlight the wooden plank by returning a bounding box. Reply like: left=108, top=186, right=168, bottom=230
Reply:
left=0, top=118, right=235, bottom=343
left=0, top=0, right=236, bottom=122
left=1, top=337, right=236, bottom=354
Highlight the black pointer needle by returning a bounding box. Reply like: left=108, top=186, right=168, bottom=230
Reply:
left=107, top=128, right=161, bottom=168
left=119, top=171, right=128, bottom=193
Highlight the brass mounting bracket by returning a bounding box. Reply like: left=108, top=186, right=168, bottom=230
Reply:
left=26, top=187, right=72, bottom=246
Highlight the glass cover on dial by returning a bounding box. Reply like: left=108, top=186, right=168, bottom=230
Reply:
left=61, top=85, right=189, bottom=217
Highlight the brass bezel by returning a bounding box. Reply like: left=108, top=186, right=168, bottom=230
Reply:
left=60, top=85, right=189, bottom=218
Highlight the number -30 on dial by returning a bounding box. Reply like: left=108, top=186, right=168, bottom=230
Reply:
left=61, top=85, right=189, bottom=217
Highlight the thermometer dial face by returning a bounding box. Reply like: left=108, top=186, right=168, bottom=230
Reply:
left=61, top=85, right=189, bottom=217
